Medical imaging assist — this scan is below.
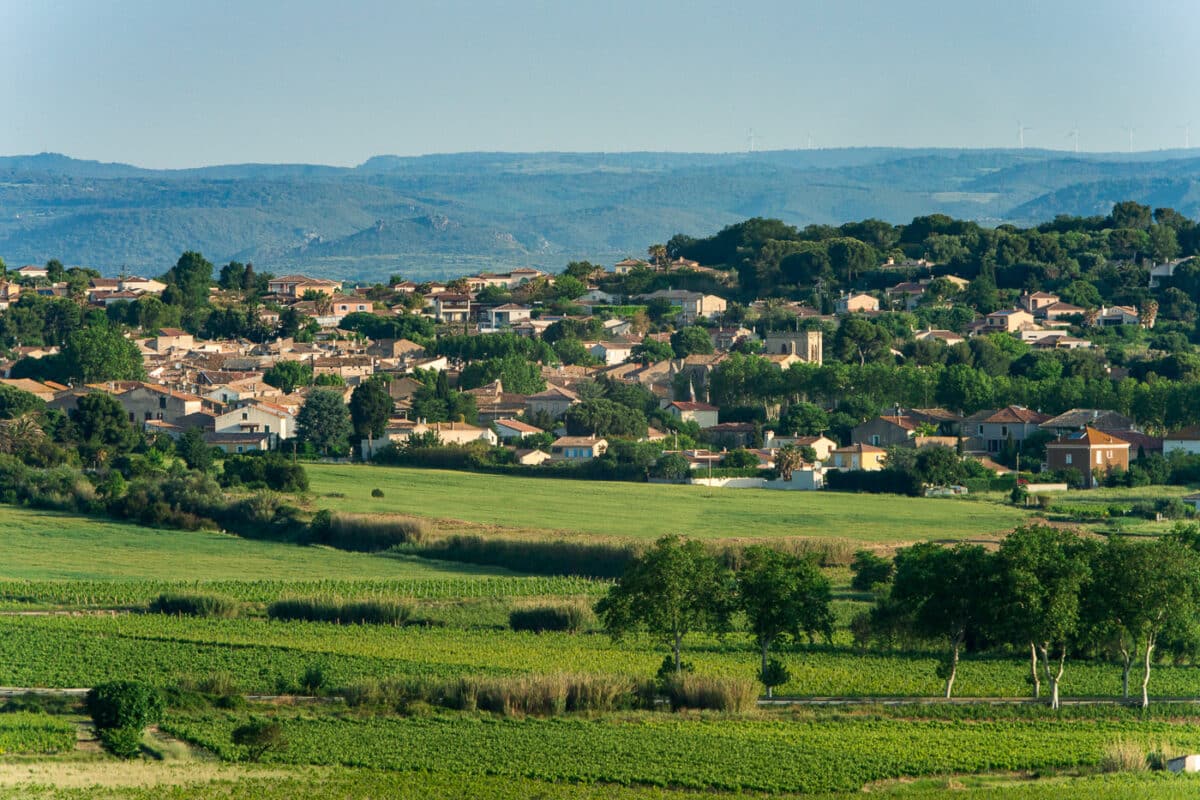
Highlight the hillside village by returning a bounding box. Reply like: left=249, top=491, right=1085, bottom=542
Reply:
left=2, top=205, right=1200, bottom=502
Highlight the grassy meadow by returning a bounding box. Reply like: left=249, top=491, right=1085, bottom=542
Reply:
left=305, top=463, right=1032, bottom=544
left=0, top=505, right=513, bottom=581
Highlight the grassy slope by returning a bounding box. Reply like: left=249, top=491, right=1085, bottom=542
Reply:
left=0, top=505, right=511, bottom=581
left=305, top=464, right=1032, bottom=543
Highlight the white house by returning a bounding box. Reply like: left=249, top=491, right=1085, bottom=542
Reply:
left=485, top=304, right=532, bottom=330
left=213, top=400, right=295, bottom=446
left=1164, top=427, right=1200, bottom=457
left=587, top=341, right=635, bottom=366
left=493, top=418, right=545, bottom=441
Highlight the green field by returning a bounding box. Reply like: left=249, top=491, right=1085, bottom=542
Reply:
left=0, top=505, right=512, bottom=581
left=305, top=464, right=1032, bottom=543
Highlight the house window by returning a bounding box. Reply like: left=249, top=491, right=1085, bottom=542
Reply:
left=242, top=412, right=248, bottom=420
left=1001, top=426, right=1008, bottom=436
left=236, top=446, right=244, bottom=453
left=1096, top=451, right=1103, bottom=464
left=977, top=425, right=983, bottom=434
left=159, top=397, right=167, bottom=409
left=870, top=435, right=880, bottom=446
left=1065, top=454, right=1073, bottom=465
left=264, top=425, right=271, bottom=434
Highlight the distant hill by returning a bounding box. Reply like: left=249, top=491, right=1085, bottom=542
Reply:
left=3, top=148, right=1200, bottom=281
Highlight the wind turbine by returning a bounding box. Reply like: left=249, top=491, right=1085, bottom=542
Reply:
left=1018, top=121, right=1034, bottom=149
left=1066, top=125, right=1080, bottom=154
left=747, top=129, right=757, bottom=153
left=1179, top=123, right=1192, bottom=149
left=806, top=132, right=814, bottom=150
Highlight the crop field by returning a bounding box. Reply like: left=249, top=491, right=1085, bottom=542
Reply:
left=2, top=770, right=1200, bottom=800
left=0, top=505, right=514, bottom=582
left=162, top=708, right=1200, bottom=795
left=7, top=611, right=1200, bottom=699
left=305, top=464, right=1032, bottom=543
left=0, top=713, right=75, bottom=755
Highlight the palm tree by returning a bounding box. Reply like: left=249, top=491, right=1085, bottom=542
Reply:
left=776, top=445, right=803, bottom=481
left=0, top=413, right=44, bottom=455
left=1140, top=300, right=1158, bottom=330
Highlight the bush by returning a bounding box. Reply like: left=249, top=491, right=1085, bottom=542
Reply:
left=371, top=488, right=384, bottom=498
left=221, top=453, right=308, bottom=492
left=86, top=681, right=163, bottom=733
left=148, top=592, right=238, bottom=618
left=308, top=512, right=429, bottom=551
left=849, top=550, right=893, bottom=591
left=407, top=535, right=639, bottom=579
left=300, top=663, right=327, bottom=695
left=231, top=717, right=285, bottom=762
left=98, top=726, right=144, bottom=759
left=664, top=675, right=758, bottom=713
left=267, top=597, right=414, bottom=626
left=508, top=602, right=592, bottom=633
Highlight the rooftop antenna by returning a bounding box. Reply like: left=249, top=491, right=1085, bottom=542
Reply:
left=1066, top=125, right=1079, bottom=154
left=1018, top=121, right=1033, bottom=149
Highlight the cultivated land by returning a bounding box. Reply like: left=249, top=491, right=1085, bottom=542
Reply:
left=0, top=505, right=511, bottom=581
left=305, top=463, right=1032, bottom=544
left=3, top=480, right=1199, bottom=797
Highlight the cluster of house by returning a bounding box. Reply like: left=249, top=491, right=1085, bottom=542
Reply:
left=0, top=265, right=167, bottom=309
left=847, top=404, right=1195, bottom=487
left=835, top=284, right=1144, bottom=351
left=0, top=255, right=1178, bottom=489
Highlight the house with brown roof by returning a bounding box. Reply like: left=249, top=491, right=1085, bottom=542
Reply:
left=664, top=400, right=719, bottom=429
left=112, top=382, right=205, bottom=427
left=524, top=385, right=579, bottom=418
left=0, top=378, right=57, bottom=402
left=267, top=275, right=343, bottom=298
left=1039, top=409, right=1137, bottom=437
left=1045, top=427, right=1130, bottom=487
left=1020, top=292, right=1060, bottom=315
left=493, top=418, right=545, bottom=441
left=963, top=406, right=1050, bottom=454
left=983, top=308, right=1036, bottom=333
left=1164, top=427, right=1200, bottom=457
left=829, top=443, right=887, bottom=471
left=852, top=415, right=919, bottom=448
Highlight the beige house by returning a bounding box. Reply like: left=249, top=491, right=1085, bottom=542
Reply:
left=664, top=401, right=720, bottom=429
left=267, top=275, right=342, bottom=298
left=213, top=400, right=295, bottom=445
left=153, top=328, right=195, bottom=352
left=637, top=290, right=727, bottom=324
left=762, top=330, right=823, bottom=365
left=983, top=308, right=1036, bottom=333
left=524, top=385, right=579, bottom=417
left=835, top=292, right=880, bottom=314
left=550, top=436, right=608, bottom=460
left=1020, top=291, right=1060, bottom=315
left=112, top=382, right=204, bottom=426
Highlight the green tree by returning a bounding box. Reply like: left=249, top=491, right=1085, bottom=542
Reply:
left=596, top=535, right=732, bottom=675
left=297, top=389, right=352, bottom=455
left=349, top=378, right=394, bottom=441
left=832, top=317, right=890, bottom=366
left=778, top=402, right=827, bottom=436
left=231, top=717, right=285, bottom=762
left=883, top=543, right=994, bottom=698
left=736, top=546, right=833, bottom=696
left=670, top=326, right=715, bottom=358
left=263, top=360, right=314, bottom=395
left=630, top=336, right=675, bottom=364
left=62, top=325, right=146, bottom=383
left=176, top=426, right=214, bottom=472
left=161, top=250, right=214, bottom=311
left=0, top=384, right=45, bottom=419
left=71, top=392, right=140, bottom=465
left=564, top=398, right=647, bottom=438
left=995, top=526, right=1093, bottom=709
left=85, top=681, right=162, bottom=758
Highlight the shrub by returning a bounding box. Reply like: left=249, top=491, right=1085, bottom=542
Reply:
left=849, top=550, right=893, bottom=591
left=371, top=488, right=384, bottom=498
left=231, top=717, right=285, bottom=762
left=86, top=681, right=163, bottom=733
left=221, top=453, right=309, bottom=492
left=266, top=597, right=414, bottom=626
left=408, top=535, right=639, bottom=578
left=148, top=592, right=238, bottom=618
left=98, top=726, right=144, bottom=759
left=300, top=663, right=327, bottom=695
left=664, top=675, right=758, bottom=713
left=508, top=602, right=592, bottom=633
left=309, top=512, right=429, bottom=551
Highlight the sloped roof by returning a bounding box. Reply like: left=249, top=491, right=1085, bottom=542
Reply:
left=1040, top=409, right=1135, bottom=431
left=1048, top=427, right=1131, bottom=447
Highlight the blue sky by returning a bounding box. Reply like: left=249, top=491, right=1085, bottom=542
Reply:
left=2, top=0, right=1198, bottom=167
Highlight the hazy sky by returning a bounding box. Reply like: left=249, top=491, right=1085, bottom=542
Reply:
left=3, top=0, right=1199, bottom=167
